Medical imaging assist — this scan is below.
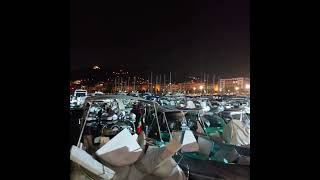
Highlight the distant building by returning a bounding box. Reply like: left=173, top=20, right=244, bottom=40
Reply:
left=176, top=82, right=216, bottom=94
left=219, top=77, right=250, bottom=95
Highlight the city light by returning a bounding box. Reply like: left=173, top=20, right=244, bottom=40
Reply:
left=93, top=65, right=100, bottom=70
left=193, top=87, right=196, bottom=91
left=245, top=84, right=250, bottom=89
left=199, top=85, right=203, bottom=90
left=235, top=87, right=239, bottom=91
left=74, top=80, right=81, bottom=84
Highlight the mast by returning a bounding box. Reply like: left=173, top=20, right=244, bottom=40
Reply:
left=217, top=75, right=220, bottom=94
left=207, top=73, right=209, bottom=93
left=169, top=72, right=172, bottom=92
left=133, top=76, right=136, bottom=92
left=159, top=74, right=162, bottom=92
left=155, top=74, right=158, bottom=93
left=120, top=77, right=123, bottom=92
left=114, top=78, right=117, bottom=93
left=164, top=74, right=166, bottom=92
left=150, top=72, right=153, bottom=93
left=147, top=78, right=149, bottom=92
left=127, top=76, right=130, bottom=92
left=212, top=74, right=215, bottom=94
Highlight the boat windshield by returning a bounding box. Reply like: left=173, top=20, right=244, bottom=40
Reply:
left=231, top=114, right=241, bottom=120
left=75, top=92, right=86, bottom=97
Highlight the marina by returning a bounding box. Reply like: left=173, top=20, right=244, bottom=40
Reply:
left=70, top=1, right=249, bottom=179
left=70, top=92, right=250, bottom=180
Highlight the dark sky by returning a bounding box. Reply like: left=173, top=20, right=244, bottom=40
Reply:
left=71, top=0, right=249, bottom=78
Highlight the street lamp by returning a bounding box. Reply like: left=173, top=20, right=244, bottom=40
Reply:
left=234, top=87, right=239, bottom=95
left=199, top=85, right=203, bottom=95
left=93, top=65, right=100, bottom=70
left=193, top=87, right=196, bottom=94
left=245, top=84, right=250, bottom=95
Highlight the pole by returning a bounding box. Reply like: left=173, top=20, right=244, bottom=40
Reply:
left=169, top=72, right=172, bottom=92
left=120, top=77, right=123, bottom=92
left=212, top=74, right=215, bottom=94
left=133, top=76, right=136, bottom=92
left=207, top=73, right=209, bottom=94
left=159, top=74, right=162, bottom=92
left=128, top=76, right=130, bottom=92
left=155, top=74, right=158, bottom=93
left=153, top=102, right=162, bottom=142
left=150, top=72, right=153, bottom=93
left=164, top=74, right=166, bottom=92
left=77, top=103, right=92, bottom=147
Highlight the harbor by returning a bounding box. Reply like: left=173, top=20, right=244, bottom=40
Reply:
left=70, top=90, right=250, bottom=180
left=70, top=1, right=249, bottom=179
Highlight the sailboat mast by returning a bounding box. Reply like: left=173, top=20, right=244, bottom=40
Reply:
left=133, top=76, right=136, bottom=92
left=128, top=76, right=130, bottom=92
left=207, top=73, right=209, bottom=93
left=164, top=74, right=166, bottom=92
left=155, top=74, right=158, bottom=93
left=169, top=72, right=172, bottom=92
left=159, top=74, right=162, bottom=92
left=120, top=77, right=123, bottom=92
left=212, top=74, right=215, bottom=94
left=114, top=78, right=117, bottom=92
left=150, top=72, right=153, bottom=93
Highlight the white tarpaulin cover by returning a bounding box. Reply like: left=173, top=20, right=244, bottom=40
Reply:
left=181, top=130, right=199, bottom=152
left=96, top=129, right=142, bottom=166
left=70, top=145, right=115, bottom=180
left=142, top=158, right=187, bottom=180
left=222, top=120, right=250, bottom=146
left=71, top=129, right=186, bottom=180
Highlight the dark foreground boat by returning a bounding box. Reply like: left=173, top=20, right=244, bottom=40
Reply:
left=176, top=155, right=249, bottom=180
left=169, top=134, right=250, bottom=180
left=146, top=107, right=250, bottom=180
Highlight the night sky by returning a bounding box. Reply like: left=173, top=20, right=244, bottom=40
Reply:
left=71, top=0, right=249, bottom=78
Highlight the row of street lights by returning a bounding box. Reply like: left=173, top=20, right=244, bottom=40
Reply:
left=218, top=84, right=250, bottom=95
left=192, top=85, right=204, bottom=94
left=190, top=84, right=250, bottom=95
left=235, top=84, right=250, bottom=91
